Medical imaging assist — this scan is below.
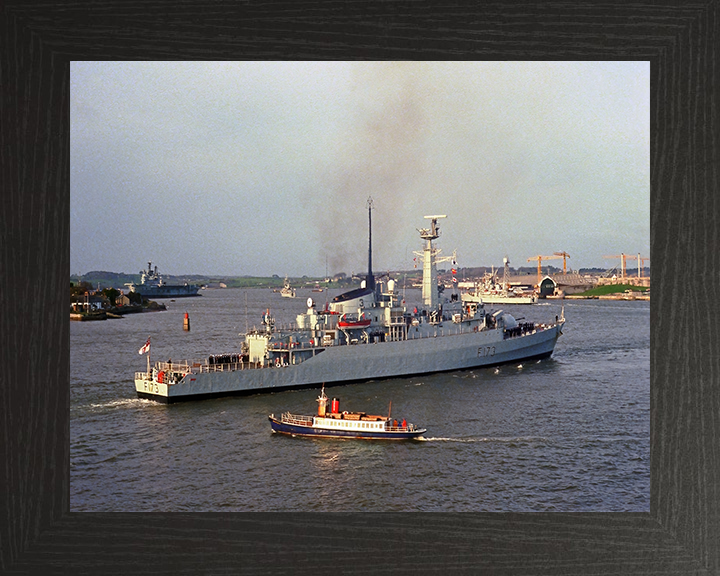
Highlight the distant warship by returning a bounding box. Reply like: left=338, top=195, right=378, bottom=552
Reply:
left=125, top=262, right=200, bottom=299
left=462, top=257, right=538, bottom=305
left=280, top=276, right=296, bottom=298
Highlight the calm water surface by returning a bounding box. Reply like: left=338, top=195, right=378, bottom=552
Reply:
left=71, top=288, right=649, bottom=511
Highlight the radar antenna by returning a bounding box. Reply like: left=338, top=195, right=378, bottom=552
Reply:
left=418, top=215, right=446, bottom=241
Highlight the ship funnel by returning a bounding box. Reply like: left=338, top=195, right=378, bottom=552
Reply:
left=317, top=386, right=328, bottom=417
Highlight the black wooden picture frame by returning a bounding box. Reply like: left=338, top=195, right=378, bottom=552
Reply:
left=1, top=2, right=717, bottom=574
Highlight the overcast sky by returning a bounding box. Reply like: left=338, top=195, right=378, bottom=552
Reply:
left=71, top=61, right=649, bottom=278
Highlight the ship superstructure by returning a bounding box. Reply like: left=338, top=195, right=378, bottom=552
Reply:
left=462, top=257, right=538, bottom=305
left=135, top=202, right=564, bottom=402
left=125, top=262, right=200, bottom=299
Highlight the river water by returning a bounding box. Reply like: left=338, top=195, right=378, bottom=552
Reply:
left=70, top=288, right=649, bottom=512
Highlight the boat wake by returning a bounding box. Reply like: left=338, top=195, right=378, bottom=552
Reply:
left=87, top=398, right=159, bottom=411
left=418, top=436, right=549, bottom=443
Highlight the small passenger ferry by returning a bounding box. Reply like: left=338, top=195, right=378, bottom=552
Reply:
left=268, top=387, right=426, bottom=440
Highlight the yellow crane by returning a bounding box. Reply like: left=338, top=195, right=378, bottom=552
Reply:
left=637, top=254, right=650, bottom=279
left=603, top=253, right=638, bottom=281
left=554, top=251, right=571, bottom=274
left=527, top=255, right=561, bottom=285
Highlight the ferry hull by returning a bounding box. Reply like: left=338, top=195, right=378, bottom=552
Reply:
left=135, top=323, right=562, bottom=403
left=268, top=416, right=425, bottom=440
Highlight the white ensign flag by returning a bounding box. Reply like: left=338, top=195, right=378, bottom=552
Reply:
left=138, top=338, right=150, bottom=355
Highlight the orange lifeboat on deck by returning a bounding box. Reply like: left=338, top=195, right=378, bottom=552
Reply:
left=338, top=312, right=371, bottom=328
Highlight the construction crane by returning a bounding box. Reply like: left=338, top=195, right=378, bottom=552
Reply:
left=637, top=254, right=650, bottom=279
left=553, top=251, right=571, bottom=274
left=527, top=255, right=562, bottom=285
left=603, top=253, right=638, bottom=281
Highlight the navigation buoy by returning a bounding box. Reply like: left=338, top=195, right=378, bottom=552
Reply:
left=183, top=312, right=190, bottom=331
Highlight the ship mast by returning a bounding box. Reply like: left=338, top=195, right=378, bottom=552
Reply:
left=366, top=197, right=375, bottom=290
left=503, top=256, right=509, bottom=292
left=418, top=215, right=446, bottom=307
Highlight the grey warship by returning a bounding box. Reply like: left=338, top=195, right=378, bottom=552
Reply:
left=125, top=261, right=200, bottom=299
left=135, top=203, right=564, bottom=402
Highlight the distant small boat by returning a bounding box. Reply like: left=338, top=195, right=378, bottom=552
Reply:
left=312, top=283, right=324, bottom=292
left=280, top=276, right=296, bottom=298
left=268, top=387, right=426, bottom=440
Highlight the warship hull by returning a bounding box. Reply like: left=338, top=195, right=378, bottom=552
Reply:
left=135, top=322, right=561, bottom=403
left=130, top=284, right=201, bottom=299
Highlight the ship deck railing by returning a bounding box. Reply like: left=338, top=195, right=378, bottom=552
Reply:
left=143, top=360, right=265, bottom=380
left=197, top=362, right=259, bottom=373
left=280, top=413, right=314, bottom=426
left=155, top=361, right=194, bottom=373
left=269, top=340, right=327, bottom=350
left=503, top=323, right=546, bottom=340
left=386, top=424, right=419, bottom=432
